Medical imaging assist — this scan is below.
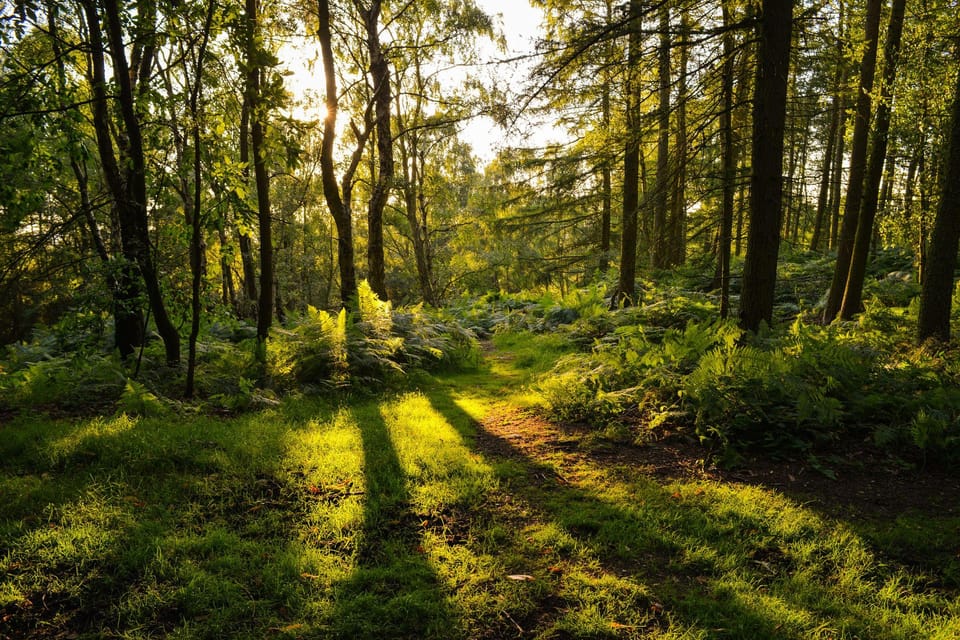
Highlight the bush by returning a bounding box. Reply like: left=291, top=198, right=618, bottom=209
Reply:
left=272, top=281, right=479, bottom=392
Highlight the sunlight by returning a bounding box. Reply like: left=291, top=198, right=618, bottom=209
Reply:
left=46, top=414, right=138, bottom=465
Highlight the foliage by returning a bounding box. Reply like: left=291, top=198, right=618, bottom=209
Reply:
left=1, top=341, right=959, bottom=639
left=460, top=268, right=960, bottom=464
left=271, top=281, right=479, bottom=392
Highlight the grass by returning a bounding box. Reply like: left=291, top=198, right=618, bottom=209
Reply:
left=2, top=336, right=959, bottom=639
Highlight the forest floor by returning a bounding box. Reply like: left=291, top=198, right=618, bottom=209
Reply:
left=2, top=338, right=959, bottom=639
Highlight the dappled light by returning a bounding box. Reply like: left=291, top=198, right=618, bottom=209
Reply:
left=4, top=0, right=960, bottom=636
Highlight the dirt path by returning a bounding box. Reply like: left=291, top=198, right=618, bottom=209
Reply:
left=470, top=374, right=960, bottom=522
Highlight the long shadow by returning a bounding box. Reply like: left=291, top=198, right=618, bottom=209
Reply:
left=425, top=384, right=944, bottom=639
left=328, top=401, right=460, bottom=640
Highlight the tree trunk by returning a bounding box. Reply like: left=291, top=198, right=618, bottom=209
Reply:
left=839, top=0, right=906, bottom=319
left=652, top=3, right=671, bottom=269
left=238, top=96, right=259, bottom=314
left=185, top=0, right=216, bottom=398
left=739, top=0, right=793, bottom=332
left=614, top=0, right=642, bottom=307
left=718, top=0, right=737, bottom=319
left=669, top=8, right=689, bottom=267
left=218, top=226, right=237, bottom=309
left=101, top=0, right=180, bottom=365
left=357, top=0, right=392, bottom=300
left=823, top=0, right=881, bottom=323
left=828, top=105, right=848, bottom=250
left=599, top=64, right=612, bottom=274
left=81, top=0, right=146, bottom=360
left=917, top=53, right=960, bottom=342
left=317, top=0, right=358, bottom=305
left=811, top=53, right=847, bottom=251
left=245, top=0, right=273, bottom=357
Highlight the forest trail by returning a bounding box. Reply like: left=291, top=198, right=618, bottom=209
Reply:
left=457, top=341, right=960, bottom=523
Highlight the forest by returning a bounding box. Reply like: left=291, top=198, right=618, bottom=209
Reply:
left=2, top=0, right=960, bottom=637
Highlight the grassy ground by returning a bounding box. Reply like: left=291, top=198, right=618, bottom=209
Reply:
left=2, top=332, right=959, bottom=639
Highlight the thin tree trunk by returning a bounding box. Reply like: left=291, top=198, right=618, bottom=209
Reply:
left=614, top=0, right=642, bottom=306
left=185, top=0, right=216, bottom=398
left=238, top=96, right=259, bottom=313
left=719, top=0, right=737, bottom=319
left=599, top=71, right=612, bottom=274
left=317, top=0, right=358, bottom=305
left=218, top=226, right=237, bottom=308
left=669, top=8, right=689, bottom=267
left=245, top=0, right=273, bottom=356
left=652, top=3, right=671, bottom=269
left=811, top=57, right=846, bottom=251
left=357, top=0, right=392, bottom=300
left=839, top=0, right=906, bottom=319
left=823, top=0, right=882, bottom=322
left=828, top=106, right=848, bottom=250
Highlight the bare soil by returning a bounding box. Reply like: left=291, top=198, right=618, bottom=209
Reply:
left=475, top=405, right=960, bottom=522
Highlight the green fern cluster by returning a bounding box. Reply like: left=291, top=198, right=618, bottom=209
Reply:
left=538, top=319, right=741, bottom=427
left=683, top=321, right=872, bottom=457
left=272, top=281, right=478, bottom=391
left=538, top=308, right=960, bottom=463
left=0, top=349, right=127, bottom=413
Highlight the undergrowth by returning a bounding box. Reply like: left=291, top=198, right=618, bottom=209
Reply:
left=0, top=281, right=479, bottom=416
left=452, top=255, right=960, bottom=466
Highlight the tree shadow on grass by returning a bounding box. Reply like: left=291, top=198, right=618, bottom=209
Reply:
left=0, top=409, right=324, bottom=638
left=425, top=386, right=949, bottom=640
left=327, top=401, right=461, bottom=640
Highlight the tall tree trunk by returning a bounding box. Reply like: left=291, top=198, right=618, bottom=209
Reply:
left=739, top=0, right=793, bottom=332
left=402, top=132, right=437, bottom=305
left=185, top=0, right=216, bottom=398
left=669, top=8, right=689, bottom=267
left=357, top=0, right=392, bottom=300
left=599, top=62, right=612, bottom=274
left=828, top=106, right=848, bottom=250
left=823, top=0, right=882, bottom=323
left=317, top=0, right=358, bottom=305
left=917, top=53, right=960, bottom=342
left=614, top=0, right=642, bottom=306
left=238, top=96, right=259, bottom=314
left=397, top=59, right=437, bottom=306
left=218, top=225, right=237, bottom=308
left=718, top=0, right=737, bottom=319
left=839, top=0, right=906, bottom=319
left=81, top=1, right=144, bottom=359
left=652, top=3, right=671, bottom=269
left=811, top=51, right=847, bottom=251
left=102, top=0, right=180, bottom=365
left=245, top=0, right=273, bottom=356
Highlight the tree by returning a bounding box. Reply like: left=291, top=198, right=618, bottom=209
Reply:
left=839, top=0, right=907, bottom=319
left=81, top=0, right=181, bottom=363
left=316, top=0, right=366, bottom=305
left=355, top=0, right=393, bottom=300
left=823, top=0, right=882, bottom=323
left=739, top=0, right=793, bottom=331
left=651, top=2, right=671, bottom=269
left=614, top=0, right=642, bottom=307
left=917, top=53, right=960, bottom=342
left=718, top=0, right=737, bottom=319
left=242, top=0, right=275, bottom=360
left=182, top=0, right=218, bottom=397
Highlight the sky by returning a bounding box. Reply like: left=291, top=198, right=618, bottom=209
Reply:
left=462, top=0, right=549, bottom=163
left=281, top=1, right=549, bottom=166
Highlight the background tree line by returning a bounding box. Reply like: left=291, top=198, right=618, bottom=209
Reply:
left=1, top=0, right=960, bottom=383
